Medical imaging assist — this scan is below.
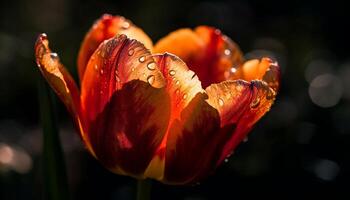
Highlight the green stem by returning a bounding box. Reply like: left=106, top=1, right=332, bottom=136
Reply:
left=38, top=76, right=70, bottom=200
left=136, top=179, right=152, bottom=200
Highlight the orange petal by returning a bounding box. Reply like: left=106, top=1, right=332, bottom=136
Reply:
left=228, top=57, right=281, bottom=92
left=154, top=26, right=243, bottom=88
left=154, top=53, right=204, bottom=117
left=152, top=54, right=276, bottom=184
left=205, top=80, right=276, bottom=165
left=151, top=54, right=232, bottom=184
left=34, top=33, right=94, bottom=155
left=81, top=34, right=165, bottom=123
left=89, top=80, right=171, bottom=176
left=77, top=14, right=153, bottom=81
left=81, top=35, right=170, bottom=176
left=163, top=92, right=237, bottom=184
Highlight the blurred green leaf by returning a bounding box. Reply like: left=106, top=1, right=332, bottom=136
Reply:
left=38, top=75, right=69, bottom=200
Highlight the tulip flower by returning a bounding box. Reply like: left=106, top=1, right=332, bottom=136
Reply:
left=35, top=14, right=280, bottom=185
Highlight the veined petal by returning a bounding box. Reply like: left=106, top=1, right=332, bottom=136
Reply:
left=89, top=80, right=171, bottom=177
left=34, top=33, right=94, bottom=155
left=81, top=34, right=165, bottom=123
left=77, top=14, right=153, bottom=81
left=154, top=26, right=243, bottom=88
left=205, top=80, right=276, bottom=165
left=152, top=54, right=277, bottom=184
left=81, top=34, right=170, bottom=176
left=144, top=53, right=204, bottom=182
left=151, top=54, right=233, bottom=184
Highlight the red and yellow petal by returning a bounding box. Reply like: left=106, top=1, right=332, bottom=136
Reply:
left=81, top=34, right=170, bottom=177
left=150, top=54, right=230, bottom=184
left=205, top=80, right=276, bottom=165
left=34, top=33, right=94, bottom=155
left=89, top=80, right=171, bottom=177
left=81, top=34, right=165, bottom=123
left=148, top=53, right=277, bottom=184
left=77, top=14, right=153, bottom=81
left=154, top=26, right=243, bottom=88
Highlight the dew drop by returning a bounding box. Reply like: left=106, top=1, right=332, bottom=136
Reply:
left=100, top=69, right=104, bottom=75
left=183, top=94, right=187, bottom=99
left=131, top=67, right=135, bottom=72
left=243, top=137, right=248, bottom=142
left=218, top=98, right=224, bottom=106
left=139, top=56, right=145, bottom=63
left=50, top=53, right=58, bottom=59
left=230, top=67, right=237, bottom=73
left=224, top=49, right=231, bottom=56
left=128, top=49, right=134, bottom=56
left=175, top=89, right=180, bottom=94
left=122, top=21, right=130, bottom=29
left=250, top=97, right=260, bottom=108
left=175, top=80, right=180, bottom=85
left=226, top=151, right=234, bottom=157
left=147, top=62, right=156, bottom=70
left=147, top=75, right=155, bottom=85
left=169, top=70, right=176, bottom=76
left=94, top=64, right=98, bottom=70
left=224, top=158, right=229, bottom=163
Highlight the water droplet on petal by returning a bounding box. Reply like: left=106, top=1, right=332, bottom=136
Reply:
left=128, top=49, right=134, bottom=56
left=250, top=97, right=260, bottom=108
left=147, top=75, right=155, bottom=85
left=147, top=62, right=156, bottom=70
left=230, top=67, right=237, bottom=73
left=169, top=70, right=176, bottom=76
left=224, top=49, right=231, bottom=56
left=243, top=137, right=248, bottom=142
left=94, top=64, right=98, bottom=70
left=183, top=94, right=187, bottom=99
left=122, top=21, right=130, bottom=29
left=139, top=56, right=145, bottom=63
left=100, top=69, right=104, bottom=75
left=218, top=98, right=224, bottom=106
left=227, top=151, right=234, bottom=157
left=175, top=80, right=180, bottom=85
left=131, top=67, right=135, bottom=72
left=224, top=158, right=229, bottom=163
left=175, top=89, right=180, bottom=94
left=50, top=53, right=58, bottom=59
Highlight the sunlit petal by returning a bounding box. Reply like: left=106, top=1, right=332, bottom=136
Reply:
left=77, top=14, right=153, bottom=81
left=35, top=33, right=94, bottom=155
left=206, top=80, right=276, bottom=165
left=81, top=35, right=170, bottom=176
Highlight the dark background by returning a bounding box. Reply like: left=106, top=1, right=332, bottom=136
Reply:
left=1, top=0, right=349, bottom=199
